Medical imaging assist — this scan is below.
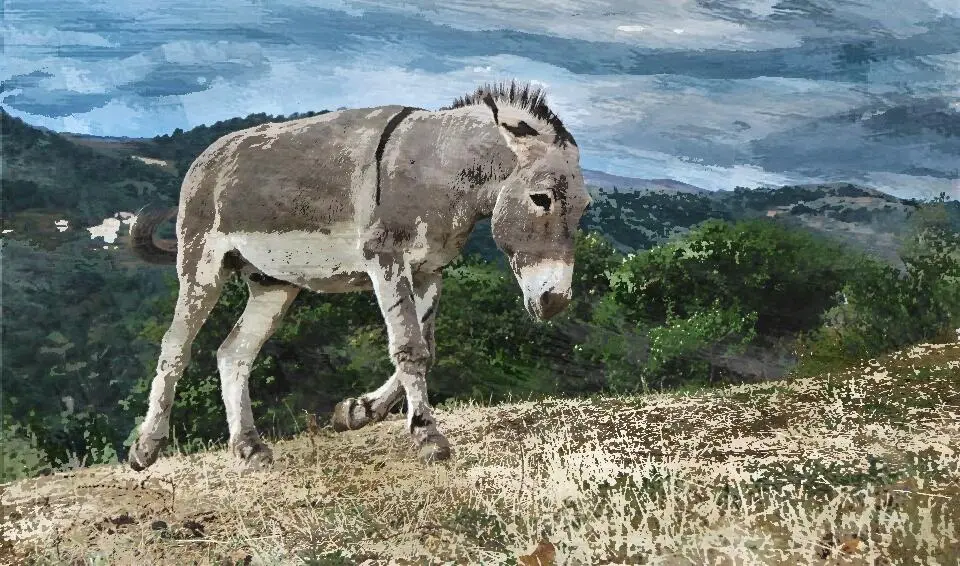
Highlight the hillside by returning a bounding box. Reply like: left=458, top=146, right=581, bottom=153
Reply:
left=581, top=182, right=954, bottom=266
left=3, top=341, right=957, bottom=565
left=3, top=110, right=958, bottom=504
left=0, top=111, right=181, bottom=234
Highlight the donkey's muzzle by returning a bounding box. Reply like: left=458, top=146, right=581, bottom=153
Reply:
left=538, top=291, right=570, bottom=320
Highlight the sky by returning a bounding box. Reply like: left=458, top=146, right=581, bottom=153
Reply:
left=3, top=0, right=959, bottom=201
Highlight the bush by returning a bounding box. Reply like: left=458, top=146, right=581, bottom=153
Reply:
left=608, top=219, right=861, bottom=336
left=642, top=304, right=758, bottom=392
left=796, top=198, right=960, bottom=373
left=599, top=219, right=871, bottom=391
left=122, top=248, right=588, bottom=455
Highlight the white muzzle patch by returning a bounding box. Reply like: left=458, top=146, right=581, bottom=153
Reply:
left=516, top=260, right=573, bottom=318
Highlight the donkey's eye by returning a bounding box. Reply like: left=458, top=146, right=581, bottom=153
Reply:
left=530, top=193, right=552, bottom=212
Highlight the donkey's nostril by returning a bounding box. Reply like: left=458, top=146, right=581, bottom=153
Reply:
left=538, top=291, right=569, bottom=320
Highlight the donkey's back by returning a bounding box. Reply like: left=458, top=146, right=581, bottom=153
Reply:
left=164, top=106, right=416, bottom=288
left=181, top=106, right=409, bottom=237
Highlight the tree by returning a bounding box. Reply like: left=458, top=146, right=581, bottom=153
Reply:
left=841, top=198, right=960, bottom=354
left=796, top=197, right=960, bottom=371
left=642, top=304, right=758, bottom=392
left=609, top=219, right=859, bottom=336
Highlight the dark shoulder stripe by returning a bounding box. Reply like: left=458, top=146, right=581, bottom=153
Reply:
left=482, top=93, right=499, bottom=124
left=375, top=106, right=419, bottom=206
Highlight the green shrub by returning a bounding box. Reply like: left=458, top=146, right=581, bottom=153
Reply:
left=796, top=198, right=960, bottom=372
left=609, top=219, right=859, bottom=336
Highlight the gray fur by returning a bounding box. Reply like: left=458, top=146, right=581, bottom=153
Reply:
left=127, top=83, right=590, bottom=471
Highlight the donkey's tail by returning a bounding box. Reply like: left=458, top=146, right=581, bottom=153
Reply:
left=130, top=207, right=178, bottom=265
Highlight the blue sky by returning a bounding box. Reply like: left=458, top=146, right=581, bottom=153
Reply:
left=3, top=0, right=959, bottom=200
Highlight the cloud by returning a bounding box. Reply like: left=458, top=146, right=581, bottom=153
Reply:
left=750, top=98, right=960, bottom=180
left=579, top=139, right=810, bottom=191
left=863, top=172, right=960, bottom=201
left=5, top=98, right=178, bottom=137
left=1, top=26, right=116, bottom=48
left=324, top=0, right=804, bottom=50
left=1, top=0, right=958, bottom=199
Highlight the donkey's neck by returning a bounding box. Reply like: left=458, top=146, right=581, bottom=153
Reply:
left=443, top=109, right=517, bottom=222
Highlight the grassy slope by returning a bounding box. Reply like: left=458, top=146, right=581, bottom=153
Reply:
left=2, top=341, right=957, bottom=565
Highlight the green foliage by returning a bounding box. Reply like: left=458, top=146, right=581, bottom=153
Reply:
left=117, top=234, right=626, bottom=457
left=120, top=252, right=564, bottom=455
left=642, top=304, right=758, bottom=391
left=730, top=185, right=829, bottom=209
left=431, top=255, right=557, bottom=402
left=609, top=219, right=860, bottom=336
left=137, top=111, right=329, bottom=176
left=9, top=203, right=952, bottom=475
left=596, top=219, right=876, bottom=392
left=1, top=110, right=180, bottom=224
left=0, top=422, right=47, bottom=481
left=582, top=190, right=731, bottom=251
left=796, top=198, right=960, bottom=373
left=860, top=207, right=959, bottom=341
left=2, top=109, right=344, bottom=470
left=2, top=237, right=170, bottom=472
left=561, top=233, right=641, bottom=392
left=123, top=275, right=374, bottom=450
left=6, top=108, right=959, bottom=479
left=564, top=301, right=637, bottom=395
left=571, top=231, right=621, bottom=299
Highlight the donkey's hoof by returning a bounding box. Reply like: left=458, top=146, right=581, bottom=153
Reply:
left=241, top=447, right=274, bottom=471
left=331, top=398, right=373, bottom=432
left=128, top=436, right=168, bottom=471
left=418, top=437, right=452, bottom=463
left=233, top=439, right=274, bottom=471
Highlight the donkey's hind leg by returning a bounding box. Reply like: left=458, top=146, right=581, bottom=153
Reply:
left=129, top=245, right=229, bottom=471
left=217, top=276, right=299, bottom=470
left=331, top=271, right=441, bottom=432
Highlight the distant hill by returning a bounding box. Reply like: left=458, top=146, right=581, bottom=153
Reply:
left=0, top=109, right=324, bottom=247
left=0, top=110, right=181, bottom=243
left=581, top=169, right=710, bottom=195
left=4, top=111, right=956, bottom=505
left=572, top=167, right=960, bottom=265
left=580, top=181, right=948, bottom=264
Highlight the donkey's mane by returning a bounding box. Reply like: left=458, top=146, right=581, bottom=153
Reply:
left=444, top=80, right=576, bottom=148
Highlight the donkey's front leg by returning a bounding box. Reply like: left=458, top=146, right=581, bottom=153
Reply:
left=331, top=271, right=441, bottom=432
left=367, top=257, right=451, bottom=462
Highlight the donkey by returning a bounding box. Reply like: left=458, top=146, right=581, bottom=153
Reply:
left=127, top=81, right=591, bottom=471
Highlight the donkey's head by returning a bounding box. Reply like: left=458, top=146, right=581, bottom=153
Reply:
left=478, top=83, right=590, bottom=321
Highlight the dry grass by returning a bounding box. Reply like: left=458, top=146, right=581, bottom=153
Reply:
left=2, top=342, right=958, bottom=565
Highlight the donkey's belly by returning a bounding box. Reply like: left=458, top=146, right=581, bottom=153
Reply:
left=303, top=272, right=373, bottom=293
left=225, top=230, right=371, bottom=292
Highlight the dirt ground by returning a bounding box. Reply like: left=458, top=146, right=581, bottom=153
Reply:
left=3, top=343, right=959, bottom=565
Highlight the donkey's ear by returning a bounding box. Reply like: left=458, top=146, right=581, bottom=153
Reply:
left=502, top=121, right=540, bottom=138
left=495, top=117, right=540, bottom=160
